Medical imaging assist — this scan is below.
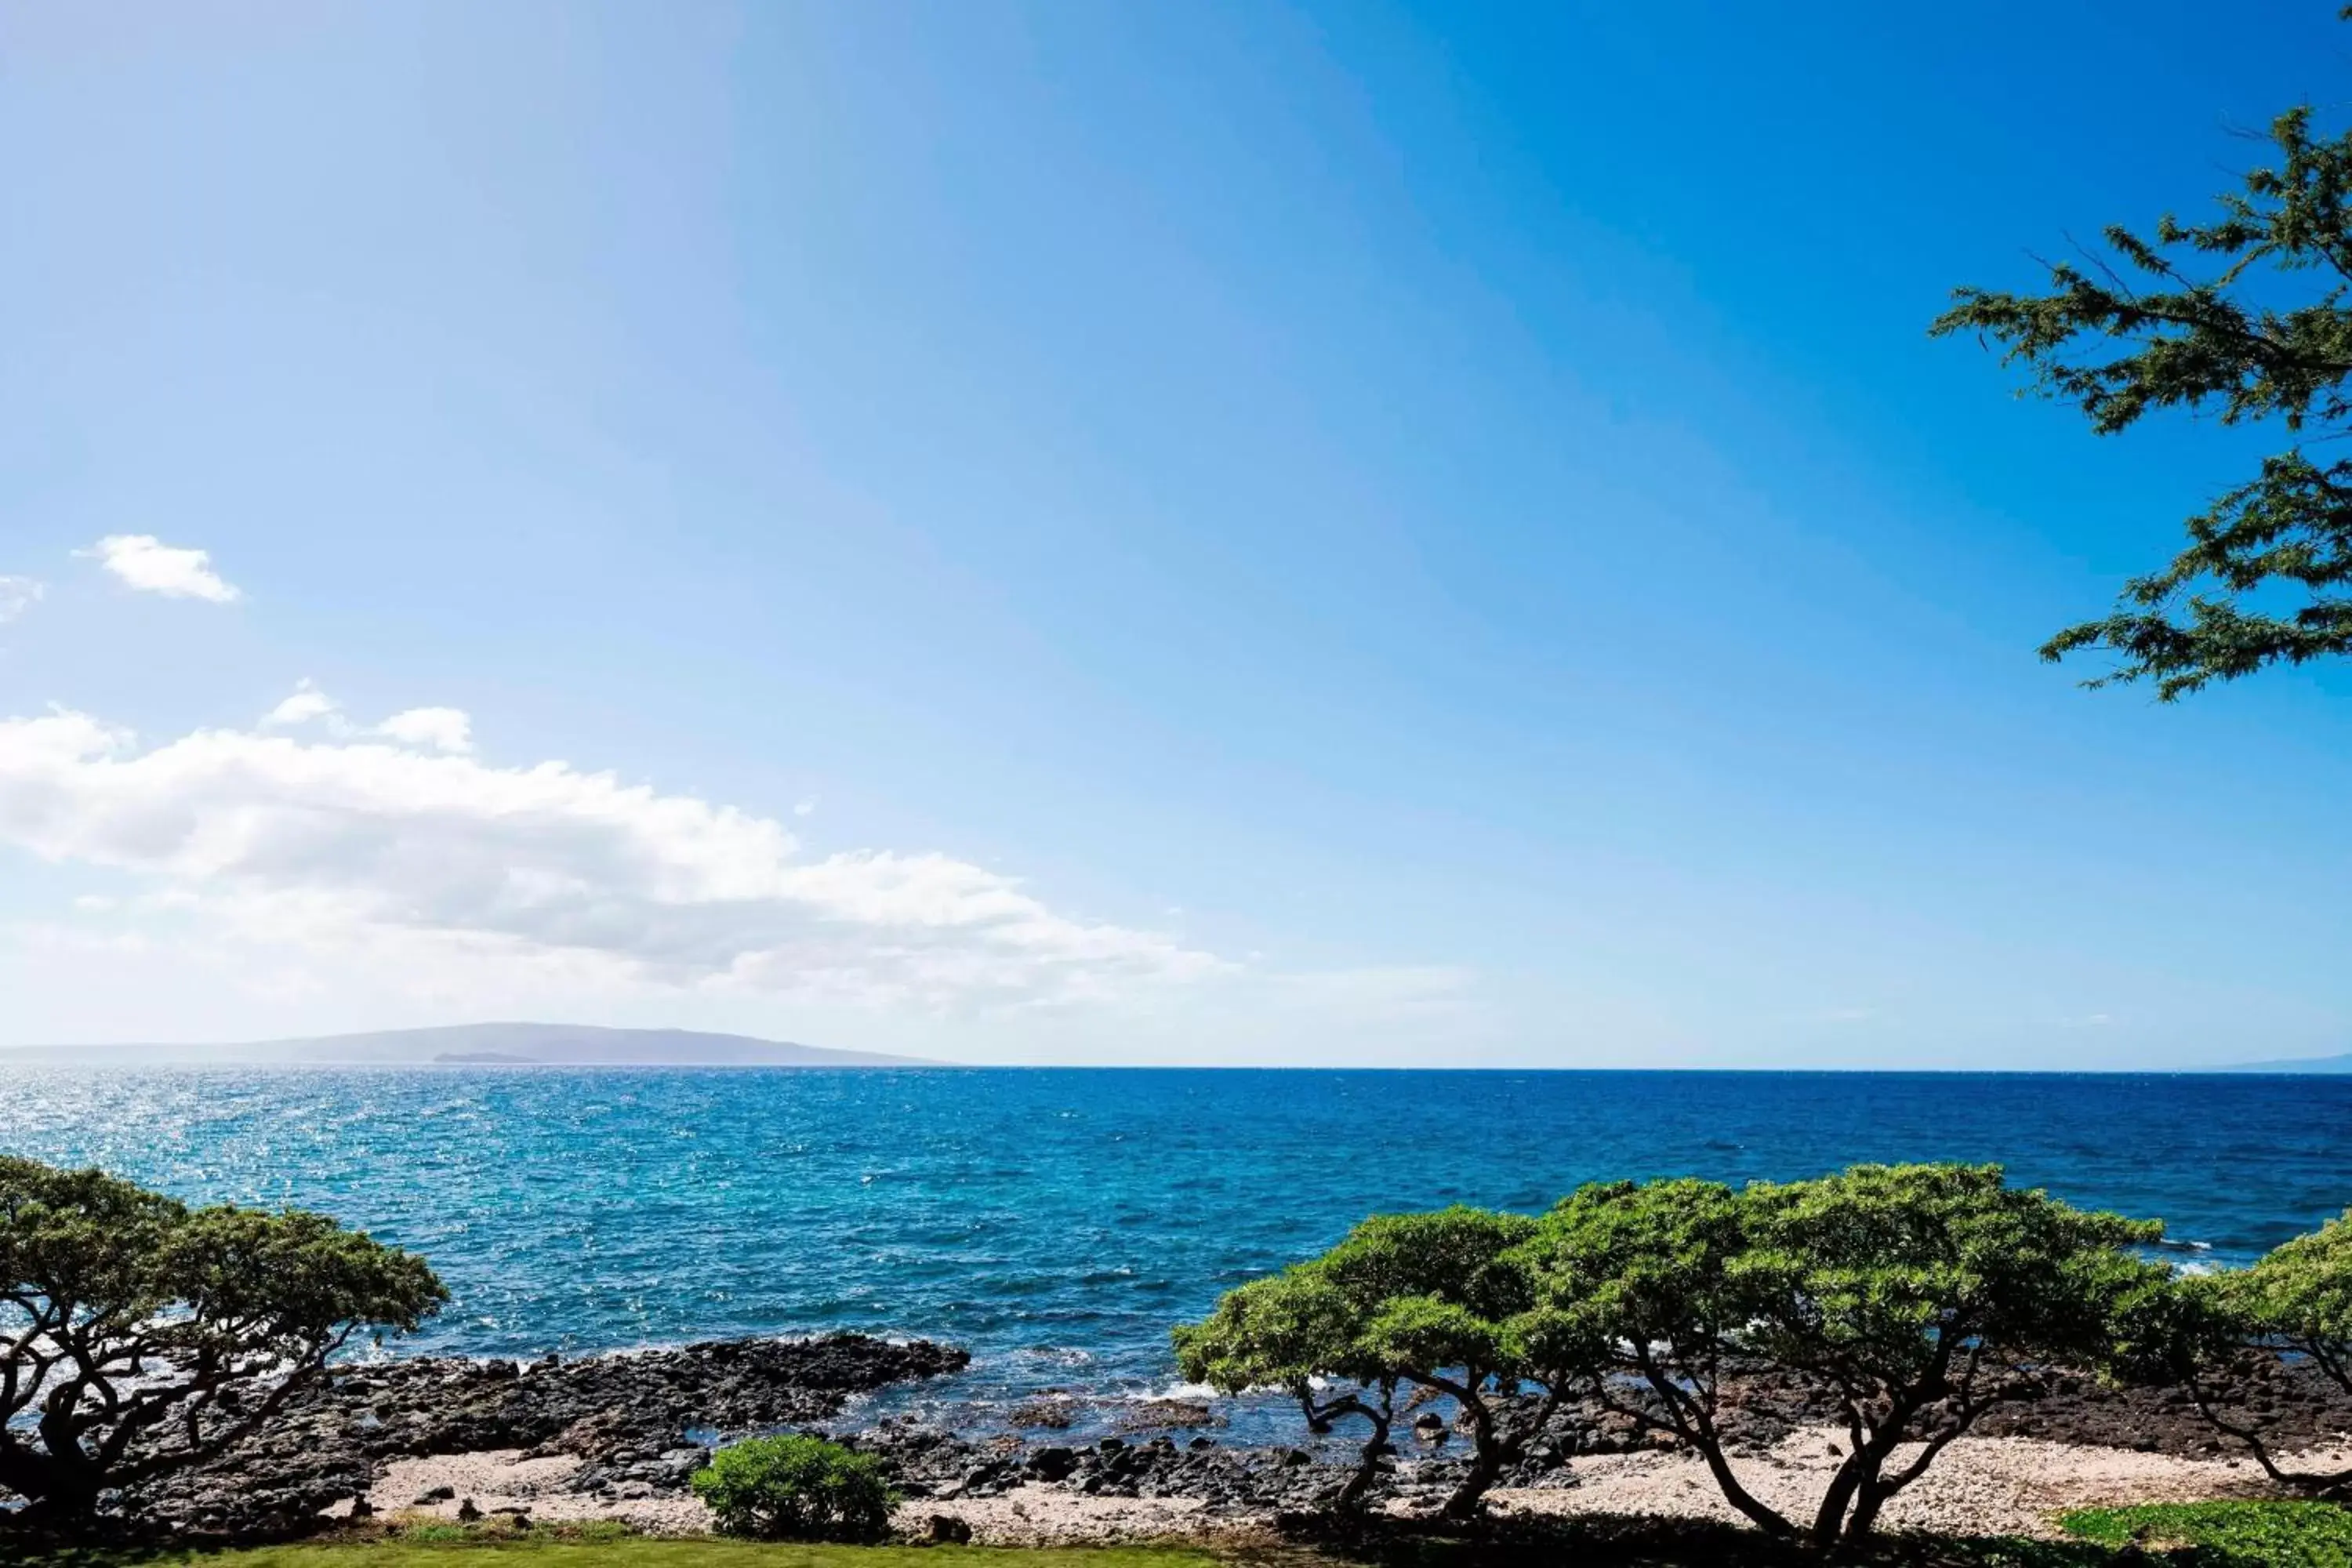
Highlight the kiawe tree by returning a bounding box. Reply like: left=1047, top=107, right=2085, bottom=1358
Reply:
left=1519, top=1165, right=2164, bottom=1551
left=1934, top=95, right=2352, bottom=698
left=1733, top=1164, right=2162, bottom=1547
left=2114, top=1210, right=2352, bottom=1495
left=1174, top=1266, right=1400, bottom=1510
left=1182, top=1169, right=2162, bottom=1543
left=1176, top=1206, right=1582, bottom=1519
left=0, top=1156, right=446, bottom=1521
left=1508, top=1177, right=1786, bottom=1535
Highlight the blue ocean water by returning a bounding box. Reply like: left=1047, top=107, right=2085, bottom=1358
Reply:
left=4, top=1068, right=2349, bottom=1434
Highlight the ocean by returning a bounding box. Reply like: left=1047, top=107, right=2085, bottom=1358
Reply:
left=5, top=1067, right=2348, bottom=1439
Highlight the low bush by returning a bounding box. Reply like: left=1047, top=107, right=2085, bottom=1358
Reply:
left=688, top=1433, right=898, bottom=1542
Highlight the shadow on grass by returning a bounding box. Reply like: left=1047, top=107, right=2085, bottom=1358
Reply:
left=0, top=1515, right=630, bottom=1567
left=1262, top=1510, right=2158, bottom=1568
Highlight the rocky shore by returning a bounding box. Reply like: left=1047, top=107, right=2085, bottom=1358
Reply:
left=115, top=1338, right=2352, bottom=1543
left=131, top=1334, right=967, bottom=1536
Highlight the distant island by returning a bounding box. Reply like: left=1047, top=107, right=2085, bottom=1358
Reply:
left=0, top=1022, right=934, bottom=1069
left=2215, top=1051, right=2352, bottom=1074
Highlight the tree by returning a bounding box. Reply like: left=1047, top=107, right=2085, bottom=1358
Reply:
left=1933, top=103, right=2352, bottom=698
left=1741, top=1164, right=2163, bottom=1547
left=1174, top=1207, right=1577, bottom=1519
left=1518, top=1164, right=2165, bottom=1551
left=2115, top=1210, right=2352, bottom=1494
left=0, top=1157, right=447, bottom=1521
left=1508, top=1178, right=1787, bottom=1537
left=1173, top=1267, right=1399, bottom=1510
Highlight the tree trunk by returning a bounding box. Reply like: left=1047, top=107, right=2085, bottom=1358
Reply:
left=1440, top=1446, right=1504, bottom=1519
left=1440, top=1396, right=1506, bottom=1519
left=28, top=1412, right=106, bottom=1519
left=1682, top=1434, right=1797, bottom=1539
left=1841, top=1479, right=1889, bottom=1544
left=1336, top=1411, right=1392, bottom=1512
left=1810, top=1454, right=1869, bottom=1548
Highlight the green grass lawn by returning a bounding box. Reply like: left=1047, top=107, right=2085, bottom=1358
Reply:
left=2057, top=1500, right=2352, bottom=1566
left=13, top=1502, right=2352, bottom=1568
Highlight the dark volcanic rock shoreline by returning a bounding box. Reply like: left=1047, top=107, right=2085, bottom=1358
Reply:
left=99, top=1338, right=2352, bottom=1541
left=131, top=1334, right=967, bottom=1537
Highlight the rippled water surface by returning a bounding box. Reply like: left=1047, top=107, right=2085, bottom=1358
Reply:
left=5, top=1068, right=2349, bottom=1423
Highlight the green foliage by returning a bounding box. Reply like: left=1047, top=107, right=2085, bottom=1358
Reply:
left=1172, top=1265, right=1368, bottom=1393
left=1185, top=1173, right=2161, bottom=1539
left=2104, top=1209, right=2352, bottom=1493
left=2105, top=1210, right=2352, bottom=1492
left=1509, top=1177, right=1745, bottom=1374
left=2239, top=1207, right=2352, bottom=1381
left=2063, top=1499, right=2352, bottom=1566
left=1312, top=1207, right=1540, bottom=1319
left=1736, top=1163, right=2163, bottom=1388
left=2098, top=1264, right=2249, bottom=1395
left=1175, top=1206, right=1563, bottom=1518
left=689, top=1435, right=898, bottom=1543
left=0, top=1156, right=447, bottom=1519
left=1171, top=1264, right=1406, bottom=1509
left=1516, top=1164, right=2165, bottom=1548
left=1742, top=1165, right=2161, bottom=1544
left=1933, top=103, right=2352, bottom=698
left=1509, top=1178, right=1786, bottom=1537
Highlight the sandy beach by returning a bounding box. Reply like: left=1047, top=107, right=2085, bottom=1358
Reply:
left=353, top=1428, right=2346, bottom=1546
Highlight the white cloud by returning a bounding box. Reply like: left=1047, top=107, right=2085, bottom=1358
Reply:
left=85, top=535, right=241, bottom=602
left=0, top=577, right=44, bottom=624
left=262, top=684, right=470, bottom=753
left=0, top=702, right=1221, bottom=1011
left=376, top=707, right=472, bottom=754
left=793, top=797, right=818, bottom=818
left=263, top=680, right=341, bottom=728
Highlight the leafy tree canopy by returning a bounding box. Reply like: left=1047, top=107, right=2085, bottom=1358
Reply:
left=1174, top=1265, right=1401, bottom=1509
left=2238, top=1206, right=2352, bottom=1377
left=1179, top=1170, right=2165, bottom=1541
left=1934, top=103, right=2352, bottom=697
left=2100, top=1210, right=2352, bottom=1496
left=1508, top=1178, right=1777, bottom=1533
left=1519, top=1164, right=2163, bottom=1548
left=0, top=1156, right=447, bottom=1520
left=1175, top=1206, right=1563, bottom=1518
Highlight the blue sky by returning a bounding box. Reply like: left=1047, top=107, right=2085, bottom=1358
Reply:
left=2, top=0, right=2347, bottom=1067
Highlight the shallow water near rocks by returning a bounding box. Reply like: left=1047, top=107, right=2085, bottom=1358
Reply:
left=5, top=1066, right=2348, bottom=1444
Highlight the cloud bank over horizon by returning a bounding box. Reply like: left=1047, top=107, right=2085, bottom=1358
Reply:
left=0, top=690, right=1234, bottom=1020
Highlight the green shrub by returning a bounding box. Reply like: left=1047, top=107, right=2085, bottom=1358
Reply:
left=689, top=1433, right=898, bottom=1541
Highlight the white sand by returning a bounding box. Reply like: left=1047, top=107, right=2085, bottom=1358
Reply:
left=1500, top=1427, right=2336, bottom=1539
left=354, top=1451, right=711, bottom=1535
left=330, top=1432, right=2352, bottom=1545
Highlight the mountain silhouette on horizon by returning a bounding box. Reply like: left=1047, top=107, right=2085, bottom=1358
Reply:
left=2212, top=1050, right=2352, bottom=1074
left=0, top=1022, right=934, bottom=1069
